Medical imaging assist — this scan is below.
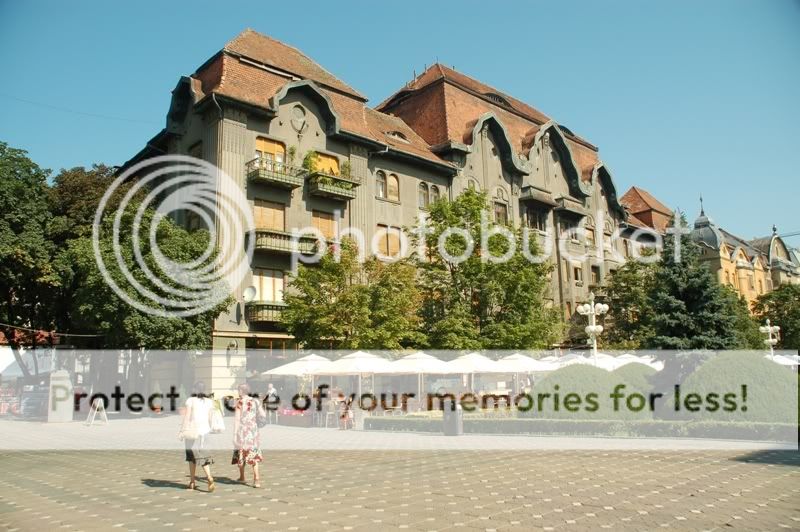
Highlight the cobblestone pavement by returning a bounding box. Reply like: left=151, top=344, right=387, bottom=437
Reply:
left=0, top=450, right=798, bottom=531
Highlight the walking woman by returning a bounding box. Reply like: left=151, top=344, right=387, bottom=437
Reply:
left=232, top=383, right=265, bottom=488
left=179, top=381, right=216, bottom=492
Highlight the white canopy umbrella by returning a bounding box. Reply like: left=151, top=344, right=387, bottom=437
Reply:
left=447, top=352, right=502, bottom=373
left=382, top=352, right=459, bottom=408
left=261, top=354, right=331, bottom=377
left=769, top=354, right=800, bottom=366
left=314, top=351, right=394, bottom=376
left=495, top=353, right=557, bottom=373
left=314, top=351, right=395, bottom=396
left=385, top=351, right=457, bottom=375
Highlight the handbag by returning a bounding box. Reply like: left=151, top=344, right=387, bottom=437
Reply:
left=179, top=421, right=199, bottom=441
left=210, top=401, right=225, bottom=433
left=255, top=399, right=268, bottom=428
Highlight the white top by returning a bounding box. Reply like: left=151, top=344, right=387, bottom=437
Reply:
left=185, top=396, right=213, bottom=437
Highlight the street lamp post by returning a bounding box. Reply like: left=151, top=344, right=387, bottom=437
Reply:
left=577, top=292, right=609, bottom=367
left=759, top=319, right=780, bottom=360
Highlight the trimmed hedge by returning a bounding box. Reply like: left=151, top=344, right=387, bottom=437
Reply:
left=667, top=352, right=797, bottom=423
left=522, top=364, right=653, bottom=420
left=612, top=363, right=656, bottom=395
left=363, top=416, right=796, bottom=442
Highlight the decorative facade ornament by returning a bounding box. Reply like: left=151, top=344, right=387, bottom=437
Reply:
left=291, top=105, right=308, bottom=136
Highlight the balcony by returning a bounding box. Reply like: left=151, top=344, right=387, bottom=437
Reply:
left=246, top=158, right=306, bottom=189
left=307, top=172, right=358, bottom=200
left=245, top=301, right=286, bottom=323
left=254, top=229, right=321, bottom=255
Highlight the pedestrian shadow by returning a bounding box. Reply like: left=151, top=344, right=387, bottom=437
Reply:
left=141, top=478, right=193, bottom=489
left=730, top=450, right=800, bottom=467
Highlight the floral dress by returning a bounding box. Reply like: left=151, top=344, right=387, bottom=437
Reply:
left=232, top=396, right=263, bottom=466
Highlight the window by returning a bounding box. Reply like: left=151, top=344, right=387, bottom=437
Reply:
left=254, top=200, right=285, bottom=231
left=585, top=227, right=596, bottom=247
left=255, top=137, right=286, bottom=171
left=565, top=302, right=572, bottom=319
left=725, top=271, right=730, bottom=284
left=313, top=210, right=336, bottom=239
left=418, top=183, right=429, bottom=209
left=430, top=184, right=440, bottom=204
left=315, top=152, right=340, bottom=175
left=591, top=266, right=601, bottom=285
left=758, top=279, right=763, bottom=294
left=749, top=275, right=754, bottom=290
left=494, top=202, right=509, bottom=225
left=387, top=174, right=400, bottom=202
left=253, top=269, right=285, bottom=302
left=623, top=239, right=631, bottom=258
left=559, top=217, right=579, bottom=240
left=526, top=207, right=547, bottom=232
left=573, top=266, right=583, bottom=285
left=468, top=179, right=480, bottom=191
left=376, top=224, right=402, bottom=258
left=376, top=171, right=387, bottom=199
left=494, top=188, right=509, bottom=225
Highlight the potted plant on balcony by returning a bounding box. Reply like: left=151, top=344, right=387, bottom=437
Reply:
left=302, top=150, right=319, bottom=173
left=287, top=146, right=297, bottom=166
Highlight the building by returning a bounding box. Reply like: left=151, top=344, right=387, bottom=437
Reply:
left=691, top=206, right=799, bottom=308
left=121, top=29, right=650, bottom=394
left=749, top=227, right=800, bottom=289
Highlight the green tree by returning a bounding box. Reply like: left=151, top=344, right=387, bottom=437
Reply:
left=413, top=189, right=560, bottom=350
left=283, top=239, right=424, bottom=350
left=65, top=202, right=230, bottom=386
left=753, top=284, right=800, bottom=351
left=0, top=142, right=59, bottom=378
left=647, top=217, right=739, bottom=349
left=601, top=258, right=657, bottom=349
left=719, top=286, right=762, bottom=349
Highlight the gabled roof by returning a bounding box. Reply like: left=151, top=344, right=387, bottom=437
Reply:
left=222, top=29, right=365, bottom=101
left=620, top=186, right=672, bottom=216
left=184, top=31, right=451, bottom=169
left=378, top=63, right=552, bottom=128
left=377, top=63, right=600, bottom=181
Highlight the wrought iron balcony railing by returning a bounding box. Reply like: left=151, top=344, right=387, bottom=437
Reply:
left=246, top=158, right=306, bottom=189
left=244, top=301, right=286, bottom=323
left=254, top=229, right=322, bottom=255
left=307, top=174, right=357, bottom=200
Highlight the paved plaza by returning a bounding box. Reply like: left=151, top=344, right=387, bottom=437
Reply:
left=0, top=445, right=798, bottom=531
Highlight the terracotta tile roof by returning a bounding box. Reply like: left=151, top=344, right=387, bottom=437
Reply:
left=378, top=63, right=551, bottom=126
left=190, top=36, right=447, bottom=168
left=378, top=63, right=600, bottom=181
left=223, top=29, right=365, bottom=100
left=620, top=186, right=672, bottom=216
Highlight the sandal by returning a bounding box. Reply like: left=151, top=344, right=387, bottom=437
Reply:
left=207, top=479, right=216, bottom=493
left=253, top=479, right=261, bottom=488
left=187, top=481, right=196, bottom=490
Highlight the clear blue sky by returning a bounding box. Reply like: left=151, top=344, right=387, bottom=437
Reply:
left=1, top=0, right=798, bottom=241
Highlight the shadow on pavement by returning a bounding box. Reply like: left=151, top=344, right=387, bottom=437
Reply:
left=730, top=449, right=800, bottom=466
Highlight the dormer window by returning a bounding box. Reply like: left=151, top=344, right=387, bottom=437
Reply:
left=485, top=92, right=511, bottom=107
left=385, top=131, right=410, bottom=144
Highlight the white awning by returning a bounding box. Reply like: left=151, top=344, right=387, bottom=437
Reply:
left=314, top=351, right=395, bottom=375
left=446, top=352, right=503, bottom=373
left=385, top=351, right=459, bottom=374
left=261, top=354, right=332, bottom=377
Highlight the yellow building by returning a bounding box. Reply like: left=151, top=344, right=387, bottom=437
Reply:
left=691, top=207, right=783, bottom=309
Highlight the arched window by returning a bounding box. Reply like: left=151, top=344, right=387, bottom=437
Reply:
left=418, top=182, right=429, bottom=209
left=376, top=171, right=387, bottom=199
left=468, top=178, right=480, bottom=191
left=430, top=185, right=441, bottom=204
left=387, top=174, right=400, bottom=202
